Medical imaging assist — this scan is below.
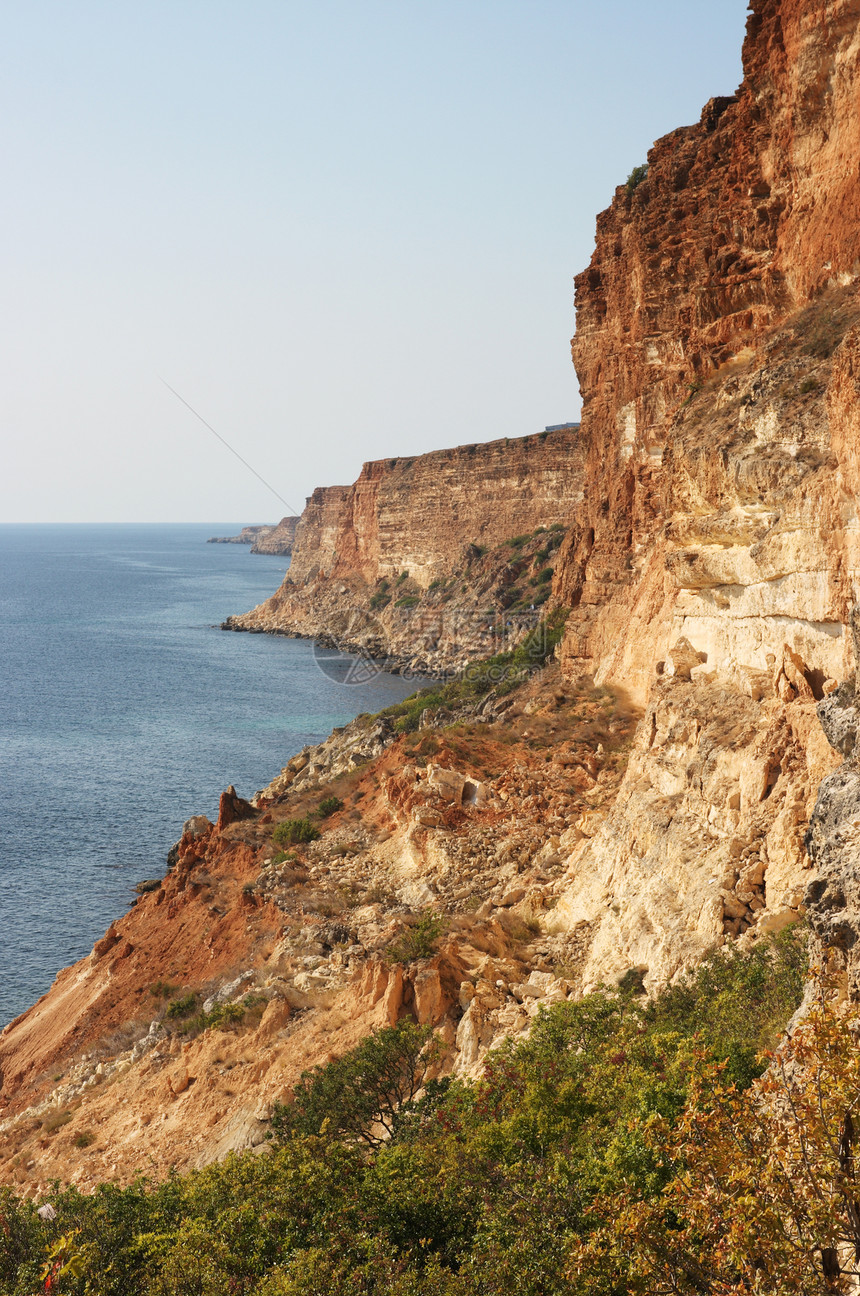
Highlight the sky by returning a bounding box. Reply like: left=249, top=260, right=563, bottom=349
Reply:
left=1, top=0, right=751, bottom=524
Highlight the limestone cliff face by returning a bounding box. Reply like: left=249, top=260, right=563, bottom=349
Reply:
left=547, top=0, right=860, bottom=990
left=226, top=430, right=584, bottom=673
left=288, top=432, right=582, bottom=588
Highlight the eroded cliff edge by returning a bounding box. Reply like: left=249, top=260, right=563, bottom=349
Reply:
left=5, top=0, right=860, bottom=1192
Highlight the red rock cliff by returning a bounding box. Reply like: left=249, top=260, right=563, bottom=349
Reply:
left=288, top=430, right=583, bottom=588
left=557, top=0, right=860, bottom=700
left=226, top=429, right=585, bottom=673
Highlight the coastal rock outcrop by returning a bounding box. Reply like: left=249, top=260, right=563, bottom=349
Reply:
left=250, top=515, right=298, bottom=555
left=207, top=524, right=276, bottom=546
left=224, top=429, right=584, bottom=672
left=206, top=517, right=299, bottom=555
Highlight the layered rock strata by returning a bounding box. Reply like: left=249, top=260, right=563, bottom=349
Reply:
left=224, top=429, right=584, bottom=673
left=545, top=0, right=860, bottom=984
left=556, top=0, right=860, bottom=701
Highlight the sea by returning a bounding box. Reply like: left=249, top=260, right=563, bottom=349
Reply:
left=0, top=524, right=424, bottom=1029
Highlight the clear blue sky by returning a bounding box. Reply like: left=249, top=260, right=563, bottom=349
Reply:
left=1, top=0, right=750, bottom=522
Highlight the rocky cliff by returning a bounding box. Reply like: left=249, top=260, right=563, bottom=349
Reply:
left=207, top=524, right=275, bottom=546
left=546, top=0, right=860, bottom=987
left=557, top=0, right=860, bottom=700
left=206, top=518, right=299, bottom=555
left=0, top=667, right=638, bottom=1191
left=224, top=430, right=584, bottom=674
left=250, top=515, right=299, bottom=555
left=5, top=0, right=860, bottom=1195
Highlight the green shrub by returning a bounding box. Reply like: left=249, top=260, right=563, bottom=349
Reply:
left=173, top=994, right=268, bottom=1039
left=395, top=595, right=420, bottom=609
left=626, top=162, right=648, bottom=193
left=317, top=796, right=343, bottom=818
left=0, top=930, right=812, bottom=1296
left=273, top=818, right=321, bottom=846
left=386, top=912, right=445, bottom=963
left=166, top=993, right=197, bottom=1020
left=271, top=1020, right=439, bottom=1148
left=384, top=689, right=445, bottom=734
left=149, top=980, right=178, bottom=999
left=369, top=591, right=391, bottom=611
left=534, top=566, right=553, bottom=584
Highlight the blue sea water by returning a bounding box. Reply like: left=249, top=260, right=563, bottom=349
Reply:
left=0, top=524, right=422, bottom=1028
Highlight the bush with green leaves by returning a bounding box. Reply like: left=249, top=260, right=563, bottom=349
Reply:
left=317, top=796, right=343, bottom=818
left=626, top=162, right=648, bottom=193
left=271, top=1020, right=440, bottom=1149
left=385, top=911, right=445, bottom=963
left=165, top=992, right=197, bottom=1020
left=380, top=607, right=571, bottom=731
left=272, top=818, right=321, bottom=846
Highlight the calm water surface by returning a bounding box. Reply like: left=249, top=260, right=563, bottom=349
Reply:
left=0, top=524, right=422, bottom=1027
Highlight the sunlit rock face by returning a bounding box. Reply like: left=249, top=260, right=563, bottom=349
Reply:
left=9, top=0, right=860, bottom=1197
left=546, top=0, right=860, bottom=989
left=556, top=0, right=860, bottom=703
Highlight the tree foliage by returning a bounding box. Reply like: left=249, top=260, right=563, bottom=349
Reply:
left=270, top=1019, right=441, bottom=1149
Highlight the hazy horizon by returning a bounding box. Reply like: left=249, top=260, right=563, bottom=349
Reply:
left=3, top=1, right=749, bottom=523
